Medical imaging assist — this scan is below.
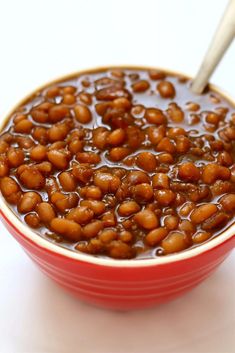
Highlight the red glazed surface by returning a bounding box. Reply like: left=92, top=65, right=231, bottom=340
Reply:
left=0, top=67, right=235, bottom=310
left=0, top=207, right=234, bottom=310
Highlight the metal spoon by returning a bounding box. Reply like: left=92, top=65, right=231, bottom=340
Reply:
left=191, top=0, right=235, bottom=94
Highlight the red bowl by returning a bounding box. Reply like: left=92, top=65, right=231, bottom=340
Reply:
left=0, top=67, right=235, bottom=310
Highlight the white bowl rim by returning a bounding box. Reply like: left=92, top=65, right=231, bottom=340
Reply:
left=0, top=65, right=234, bottom=268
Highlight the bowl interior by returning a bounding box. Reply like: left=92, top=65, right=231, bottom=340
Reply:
left=0, top=65, right=235, bottom=267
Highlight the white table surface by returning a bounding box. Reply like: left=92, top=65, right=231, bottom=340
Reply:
left=0, top=1, right=235, bottom=352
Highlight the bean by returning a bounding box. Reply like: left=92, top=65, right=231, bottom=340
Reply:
left=220, top=193, right=235, bottom=212
left=107, top=241, right=135, bottom=259
left=49, top=141, right=67, bottom=151
left=18, top=192, right=42, bottom=213
left=126, top=171, right=150, bottom=185
left=107, top=128, right=126, bottom=146
left=152, top=173, right=169, bottom=189
left=206, top=112, right=220, bottom=125
left=14, top=119, right=33, bottom=133
left=95, top=102, right=111, bottom=116
left=174, top=134, right=190, bottom=153
left=14, top=114, right=27, bottom=124
left=145, top=227, right=168, bottom=246
left=193, top=231, right=211, bottom=244
left=80, top=185, right=102, bottom=200
left=72, top=164, right=93, bottom=183
left=0, top=157, right=9, bottom=177
left=161, top=232, right=189, bottom=254
left=74, top=104, right=92, bottom=124
left=119, top=230, right=133, bottom=243
left=188, top=185, right=211, bottom=202
left=186, top=102, right=200, bottom=112
left=82, top=220, right=104, bottom=238
left=30, top=145, right=47, bottom=161
left=131, top=104, right=145, bottom=118
left=93, top=172, right=121, bottom=193
left=136, top=152, right=157, bottom=172
left=101, top=211, right=117, bottom=227
left=31, top=109, right=48, bottom=123
left=110, top=70, right=125, bottom=78
left=156, top=137, right=176, bottom=154
left=118, top=201, right=140, bottom=216
left=126, top=126, right=145, bottom=149
left=164, top=215, right=179, bottom=230
left=131, top=183, right=154, bottom=202
left=157, top=81, right=175, bottom=98
left=76, top=152, right=101, bottom=165
left=63, top=86, right=76, bottom=95
left=178, top=220, right=195, bottom=235
left=113, top=97, right=131, bottom=111
left=157, top=153, right=174, bottom=164
left=63, top=94, right=76, bottom=105
left=46, top=86, right=61, bottom=98
left=67, top=206, right=94, bottom=224
left=167, top=127, right=186, bottom=139
left=69, top=139, right=83, bottom=154
left=179, top=202, right=195, bottom=217
left=48, top=123, right=69, bottom=142
left=99, top=229, right=118, bottom=243
left=144, top=108, right=166, bottom=125
left=132, top=80, right=150, bottom=92
left=210, top=140, right=224, bottom=152
left=149, top=70, right=166, bottom=80
left=17, top=132, right=34, bottom=146
left=50, top=218, right=82, bottom=241
left=174, top=193, right=186, bottom=206
left=32, top=127, right=48, bottom=145
left=58, top=172, right=77, bottom=191
left=19, top=166, right=45, bottom=189
left=0, top=177, right=20, bottom=198
left=202, top=164, right=230, bottom=184
left=155, top=189, right=176, bottom=206
left=92, top=127, right=109, bottom=150
left=0, top=141, right=9, bottom=153
left=48, top=105, right=70, bottom=123
left=25, top=213, right=40, bottom=228
left=147, top=125, right=166, bottom=145
left=189, top=114, right=201, bottom=125
left=78, top=92, right=92, bottom=105
left=202, top=212, right=229, bottom=230
left=178, top=162, right=200, bottom=182
left=7, top=148, right=24, bottom=167
left=0, top=133, right=13, bottom=143
left=36, top=161, right=53, bottom=175
left=81, top=239, right=105, bottom=255
left=51, top=192, right=79, bottom=212
left=167, top=103, right=184, bottom=122
left=95, top=86, right=131, bottom=101
left=217, top=151, right=233, bottom=166
left=37, top=202, right=56, bottom=223
left=80, top=200, right=105, bottom=215
left=134, top=209, right=159, bottom=229
left=190, top=204, right=218, bottom=224
left=108, top=147, right=130, bottom=161
left=224, top=127, right=235, bottom=140
left=47, top=150, right=71, bottom=169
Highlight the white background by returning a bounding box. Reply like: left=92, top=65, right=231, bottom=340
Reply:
left=0, top=0, right=235, bottom=352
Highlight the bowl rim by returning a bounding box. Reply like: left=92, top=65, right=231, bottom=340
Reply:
left=0, top=65, right=235, bottom=268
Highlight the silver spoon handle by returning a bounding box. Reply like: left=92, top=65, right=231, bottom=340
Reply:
left=191, top=0, right=235, bottom=94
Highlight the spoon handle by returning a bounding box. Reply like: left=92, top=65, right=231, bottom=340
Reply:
left=191, top=0, right=235, bottom=94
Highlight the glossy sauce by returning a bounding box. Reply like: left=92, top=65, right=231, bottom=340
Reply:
left=0, top=68, right=235, bottom=259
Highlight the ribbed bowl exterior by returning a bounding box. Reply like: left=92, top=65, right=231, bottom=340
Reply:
left=1, top=211, right=234, bottom=310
